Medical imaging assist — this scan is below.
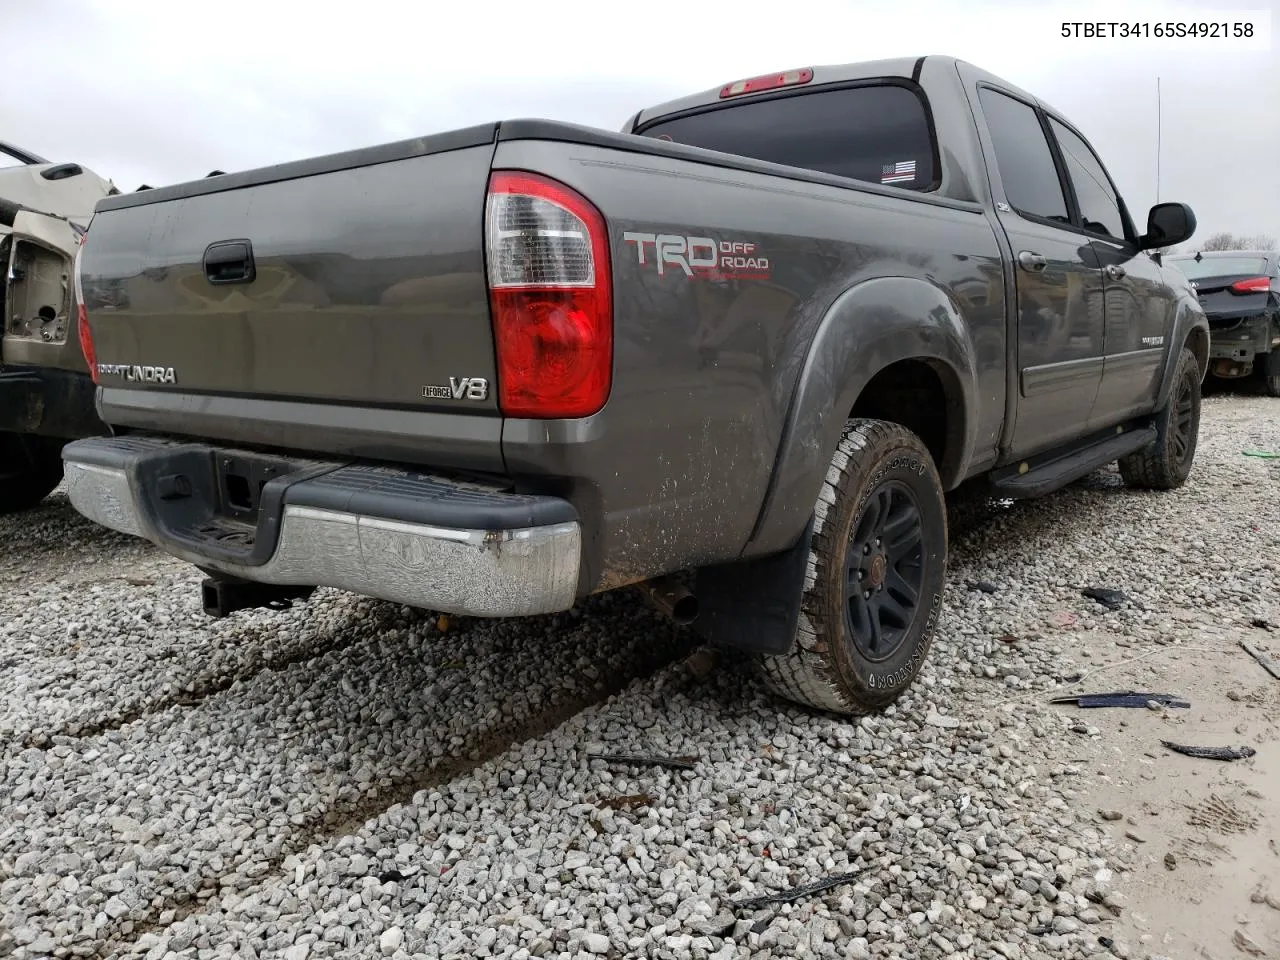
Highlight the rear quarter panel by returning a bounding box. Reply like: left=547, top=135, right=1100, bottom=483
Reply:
left=497, top=138, right=1006, bottom=590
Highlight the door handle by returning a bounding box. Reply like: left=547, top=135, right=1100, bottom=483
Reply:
left=1017, top=251, right=1048, bottom=273
left=203, top=239, right=256, bottom=285
left=1104, top=264, right=1126, bottom=280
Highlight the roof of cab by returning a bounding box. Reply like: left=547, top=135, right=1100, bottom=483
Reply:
left=632, top=56, right=926, bottom=129
left=630, top=54, right=1064, bottom=133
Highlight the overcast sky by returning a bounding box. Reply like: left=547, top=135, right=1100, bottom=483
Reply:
left=3, top=0, right=1275, bottom=243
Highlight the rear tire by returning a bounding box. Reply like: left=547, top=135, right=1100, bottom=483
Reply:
left=1261, top=350, right=1280, bottom=398
left=1119, top=347, right=1201, bottom=490
left=0, top=433, right=65, bottom=514
left=757, top=419, right=948, bottom=715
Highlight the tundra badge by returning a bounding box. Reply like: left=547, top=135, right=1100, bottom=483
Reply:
left=423, top=377, right=489, bottom=401
left=96, top=363, right=177, bottom=384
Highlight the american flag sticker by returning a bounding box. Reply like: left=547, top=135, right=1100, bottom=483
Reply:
left=881, top=160, right=917, bottom=184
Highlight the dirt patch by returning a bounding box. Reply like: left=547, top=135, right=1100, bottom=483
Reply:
left=1067, top=614, right=1280, bottom=958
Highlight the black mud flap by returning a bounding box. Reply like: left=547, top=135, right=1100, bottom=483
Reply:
left=694, top=514, right=815, bottom=656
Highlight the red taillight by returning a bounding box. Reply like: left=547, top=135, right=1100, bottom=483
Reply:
left=77, top=303, right=97, bottom=382
left=485, top=170, right=612, bottom=419
left=719, top=68, right=813, bottom=99
left=1230, top=276, right=1271, bottom=293
left=72, top=232, right=98, bottom=383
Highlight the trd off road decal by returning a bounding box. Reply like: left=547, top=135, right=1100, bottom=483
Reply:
left=622, top=232, right=772, bottom=281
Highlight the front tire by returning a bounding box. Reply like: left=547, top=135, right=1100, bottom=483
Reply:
left=0, top=433, right=65, bottom=515
left=1119, top=347, right=1201, bottom=490
left=757, top=419, right=948, bottom=715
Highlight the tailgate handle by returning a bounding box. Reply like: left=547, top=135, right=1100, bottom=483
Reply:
left=203, top=239, right=256, bottom=285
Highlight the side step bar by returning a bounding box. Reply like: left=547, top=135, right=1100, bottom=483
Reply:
left=989, top=424, right=1158, bottom=499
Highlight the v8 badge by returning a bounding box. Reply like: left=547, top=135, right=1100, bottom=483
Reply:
left=422, top=377, right=488, bottom=401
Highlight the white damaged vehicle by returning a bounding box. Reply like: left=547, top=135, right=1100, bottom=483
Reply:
left=0, top=140, right=117, bottom=226
left=1, top=141, right=117, bottom=512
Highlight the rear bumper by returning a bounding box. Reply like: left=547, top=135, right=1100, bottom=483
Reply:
left=1207, top=315, right=1275, bottom=369
left=62, top=435, right=582, bottom=617
left=0, top=365, right=107, bottom=439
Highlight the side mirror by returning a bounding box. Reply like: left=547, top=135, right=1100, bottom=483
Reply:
left=1140, top=202, right=1196, bottom=250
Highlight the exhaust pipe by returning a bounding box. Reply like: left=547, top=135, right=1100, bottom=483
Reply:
left=638, top=575, right=699, bottom=625
left=201, top=577, right=315, bottom=618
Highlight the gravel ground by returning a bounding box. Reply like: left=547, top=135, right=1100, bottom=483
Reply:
left=2, top=394, right=1277, bottom=960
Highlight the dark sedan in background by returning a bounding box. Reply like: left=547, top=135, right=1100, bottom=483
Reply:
left=1166, top=250, right=1280, bottom=395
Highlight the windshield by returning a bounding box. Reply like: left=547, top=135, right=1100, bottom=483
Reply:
left=1167, top=256, right=1270, bottom=280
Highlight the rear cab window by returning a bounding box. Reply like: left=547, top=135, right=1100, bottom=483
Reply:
left=637, top=83, right=938, bottom=192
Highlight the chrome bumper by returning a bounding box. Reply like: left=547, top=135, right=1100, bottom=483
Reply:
left=63, top=457, right=582, bottom=618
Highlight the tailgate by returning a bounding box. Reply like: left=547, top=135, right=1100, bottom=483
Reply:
left=80, top=127, right=500, bottom=416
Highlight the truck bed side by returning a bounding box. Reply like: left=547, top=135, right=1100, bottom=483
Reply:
left=490, top=127, right=1006, bottom=589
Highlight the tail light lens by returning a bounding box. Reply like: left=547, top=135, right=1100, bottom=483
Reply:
left=485, top=171, right=612, bottom=418
left=1230, top=276, right=1271, bottom=294
left=72, top=232, right=98, bottom=383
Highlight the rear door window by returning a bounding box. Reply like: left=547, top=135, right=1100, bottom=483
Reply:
left=639, top=84, right=937, bottom=191
left=977, top=88, right=1070, bottom=225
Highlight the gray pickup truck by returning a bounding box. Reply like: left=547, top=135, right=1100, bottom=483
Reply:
left=63, top=56, right=1207, bottom=715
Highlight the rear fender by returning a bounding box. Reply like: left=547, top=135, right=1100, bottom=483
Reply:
left=745, top=276, right=979, bottom=559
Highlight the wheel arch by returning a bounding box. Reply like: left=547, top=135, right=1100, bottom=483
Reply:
left=1157, top=295, right=1210, bottom=406
left=849, top=356, right=968, bottom=486
left=743, top=275, right=980, bottom=560
left=1186, top=324, right=1209, bottom=380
